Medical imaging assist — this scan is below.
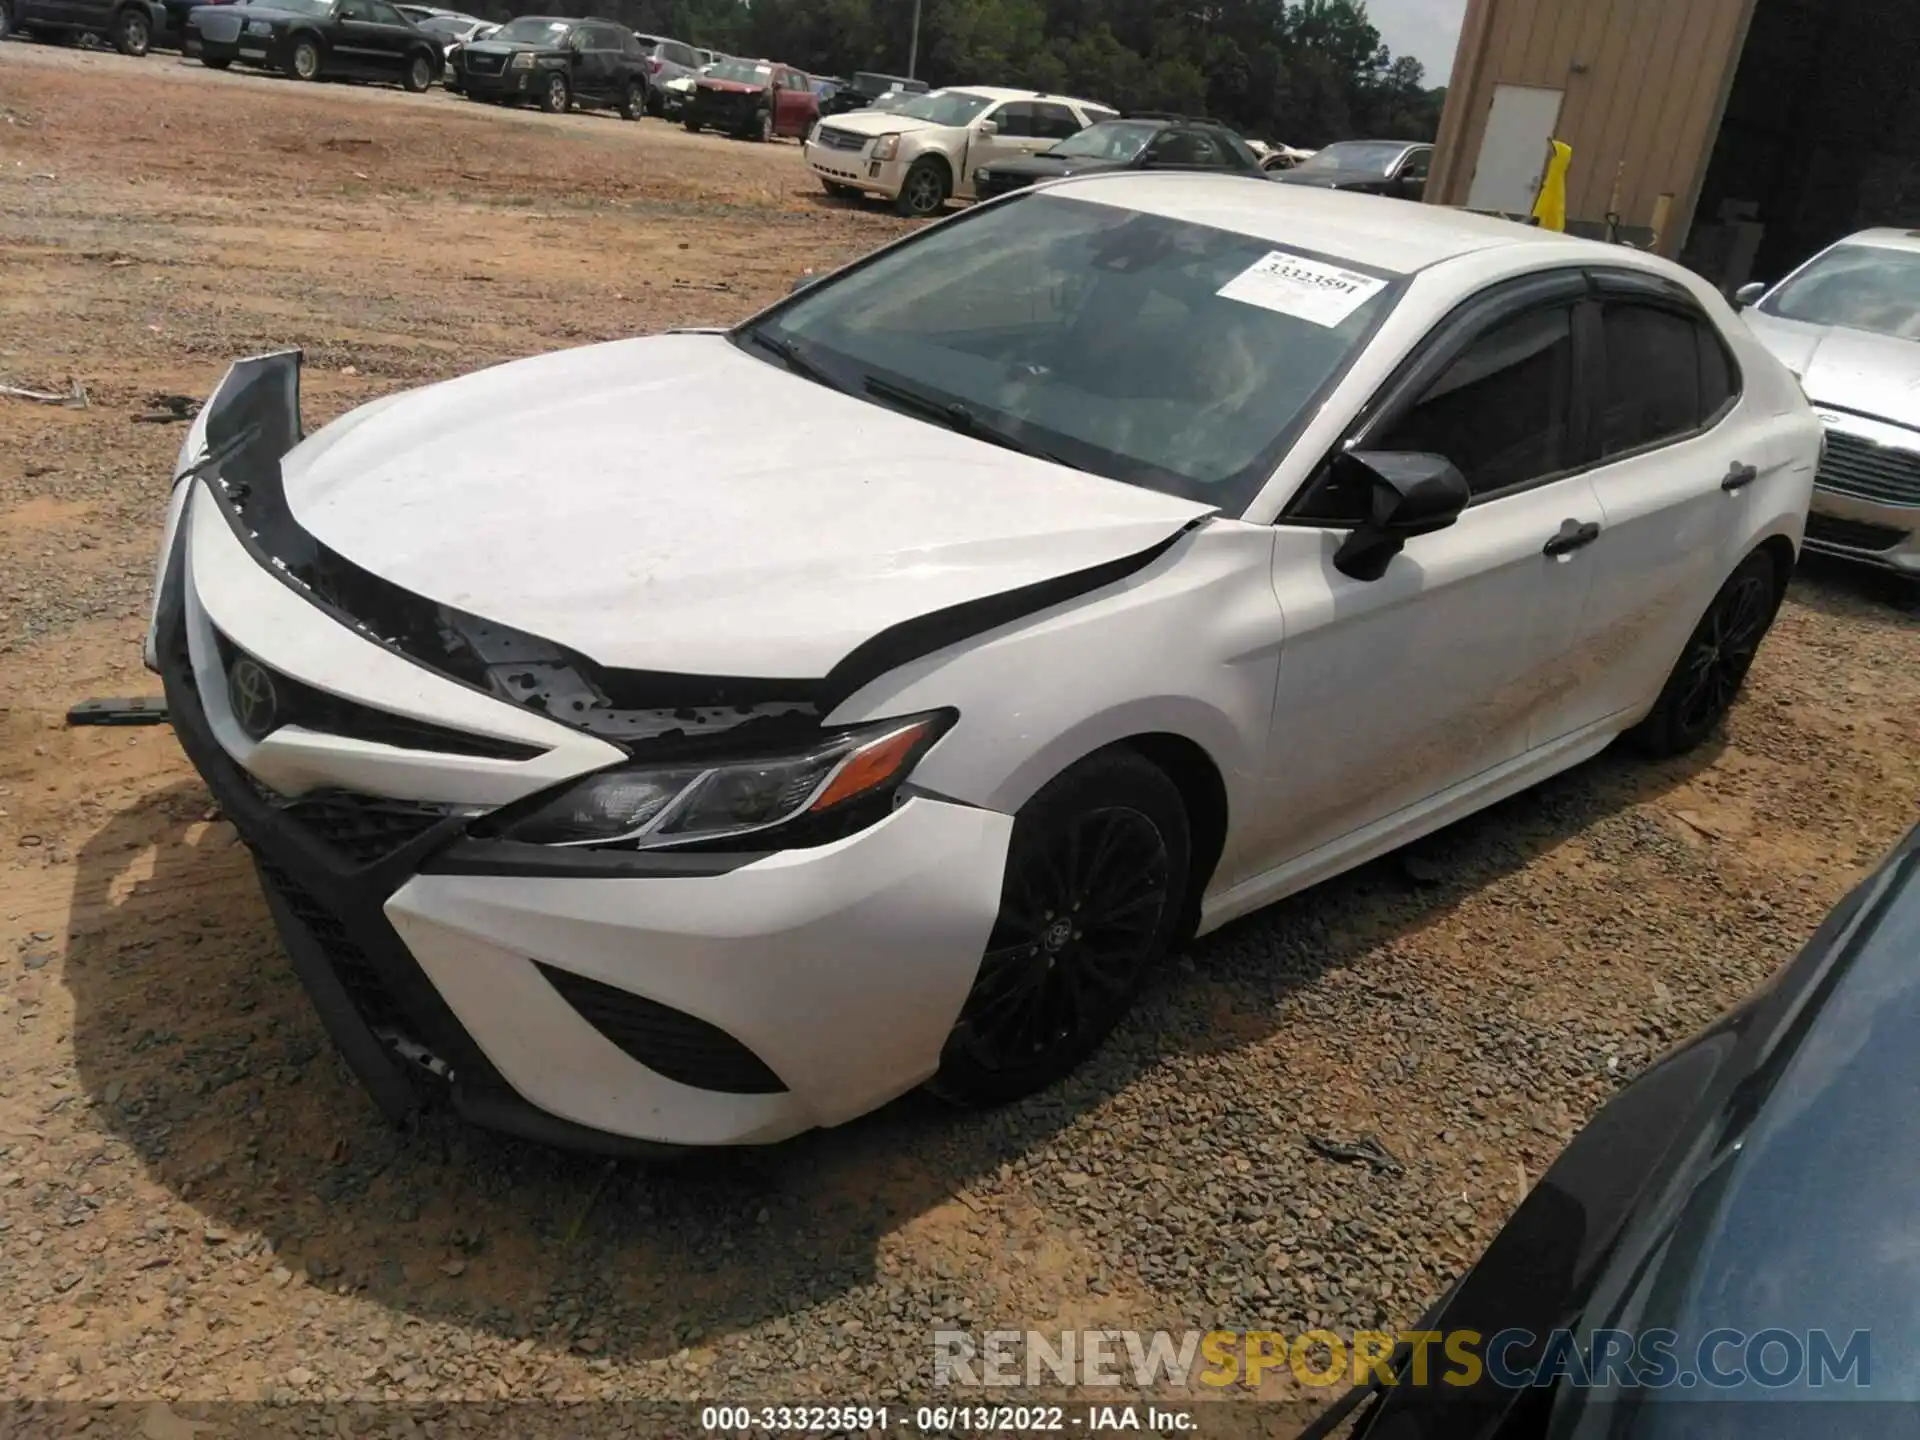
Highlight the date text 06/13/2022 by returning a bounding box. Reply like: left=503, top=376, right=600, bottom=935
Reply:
left=699, top=1404, right=1199, bottom=1432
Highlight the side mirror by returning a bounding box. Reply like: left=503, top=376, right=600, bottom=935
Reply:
left=1331, top=450, right=1470, bottom=582
left=1733, top=281, right=1768, bottom=309
left=976, top=119, right=999, bottom=137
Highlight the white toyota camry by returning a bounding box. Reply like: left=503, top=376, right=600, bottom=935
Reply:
left=147, top=174, right=1819, bottom=1151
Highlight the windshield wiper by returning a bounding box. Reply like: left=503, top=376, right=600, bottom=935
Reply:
left=747, top=330, right=840, bottom=390
left=862, top=373, right=1084, bottom=471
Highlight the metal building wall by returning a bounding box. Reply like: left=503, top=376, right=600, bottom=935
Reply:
left=1429, top=0, right=1758, bottom=254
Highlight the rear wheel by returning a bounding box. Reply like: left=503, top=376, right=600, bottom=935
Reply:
left=894, top=155, right=949, bottom=217
left=1629, top=549, right=1781, bottom=757
left=683, top=115, right=700, bottom=133
left=402, top=50, right=432, bottom=92
left=619, top=79, right=643, bottom=120
left=539, top=70, right=569, bottom=113
left=929, top=749, right=1189, bottom=1106
left=110, top=4, right=149, bottom=54
left=287, top=34, right=320, bottom=80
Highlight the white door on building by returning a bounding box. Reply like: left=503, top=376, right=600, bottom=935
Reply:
left=1466, top=84, right=1565, bottom=216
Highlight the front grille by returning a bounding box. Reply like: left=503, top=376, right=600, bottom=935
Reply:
left=214, top=632, right=545, bottom=762
left=463, top=51, right=506, bottom=75
left=815, top=126, right=868, bottom=152
left=281, top=790, right=458, bottom=867
left=535, top=963, right=787, bottom=1094
left=1817, top=430, right=1920, bottom=507
left=1805, top=512, right=1911, bottom=552
left=257, top=858, right=410, bottom=1037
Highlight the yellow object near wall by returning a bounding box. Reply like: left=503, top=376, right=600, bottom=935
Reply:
left=1532, top=139, right=1571, bottom=231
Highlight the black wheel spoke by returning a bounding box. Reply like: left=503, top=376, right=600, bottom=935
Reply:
left=957, top=803, right=1172, bottom=1073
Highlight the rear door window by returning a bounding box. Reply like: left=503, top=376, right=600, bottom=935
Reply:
left=1599, top=304, right=1718, bottom=457
left=1031, top=102, right=1081, bottom=140
left=993, top=103, right=1036, bottom=138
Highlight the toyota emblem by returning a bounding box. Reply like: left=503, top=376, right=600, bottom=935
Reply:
left=227, top=656, right=280, bottom=740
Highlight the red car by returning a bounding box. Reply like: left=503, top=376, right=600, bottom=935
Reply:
left=682, top=57, right=818, bottom=141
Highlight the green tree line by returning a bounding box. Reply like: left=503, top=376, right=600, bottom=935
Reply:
left=497, top=0, right=1447, bottom=147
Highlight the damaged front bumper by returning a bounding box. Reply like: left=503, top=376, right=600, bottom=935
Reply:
left=145, top=352, right=1013, bottom=1148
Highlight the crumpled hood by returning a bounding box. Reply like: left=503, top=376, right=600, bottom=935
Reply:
left=1742, top=310, right=1920, bottom=427
left=816, top=110, right=941, bottom=138
left=1277, top=169, right=1389, bottom=191
left=282, top=334, right=1214, bottom=680
left=696, top=77, right=765, bottom=95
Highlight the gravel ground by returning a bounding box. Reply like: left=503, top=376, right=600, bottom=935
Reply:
left=2, top=41, right=1918, bottom=1437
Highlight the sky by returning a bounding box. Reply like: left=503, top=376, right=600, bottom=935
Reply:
left=1366, top=0, right=1470, bottom=83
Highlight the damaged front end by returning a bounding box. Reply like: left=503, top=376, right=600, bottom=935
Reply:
left=146, top=350, right=827, bottom=760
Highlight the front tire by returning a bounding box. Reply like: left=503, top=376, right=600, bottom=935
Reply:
left=539, top=70, right=569, bottom=113
left=930, top=749, right=1190, bottom=1107
left=894, top=156, right=950, bottom=217
left=287, top=34, right=320, bottom=80
left=402, top=50, right=432, bottom=92
left=111, top=4, right=150, bottom=54
left=753, top=107, right=772, bottom=142
left=1629, top=549, right=1781, bottom=758
left=683, top=115, right=701, bottom=133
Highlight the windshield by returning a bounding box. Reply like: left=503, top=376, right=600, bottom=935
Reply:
left=417, top=16, right=469, bottom=36
left=740, top=193, right=1398, bottom=509
left=897, top=90, right=994, bottom=127
left=706, top=59, right=772, bottom=84
left=1296, top=141, right=1409, bottom=176
left=869, top=91, right=916, bottom=113
left=1760, top=243, right=1920, bottom=340
left=490, top=16, right=570, bottom=43
left=1049, top=121, right=1161, bottom=162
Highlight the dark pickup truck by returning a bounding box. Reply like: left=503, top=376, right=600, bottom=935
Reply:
left=819, top=69, right=927, bottom=118
left=452, top=15, right=651, bottom=117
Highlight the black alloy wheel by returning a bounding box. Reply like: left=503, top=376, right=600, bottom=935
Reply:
left=1631, top=549, right=1780, bottom=757
left=932, top=749, right=1189, bottom=1105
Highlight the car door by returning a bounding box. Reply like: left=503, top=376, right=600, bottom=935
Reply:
left=329, top=0, right=389, bottom=76
left=964, top=102, right=1046, bottom=187
left=1252, top=272, right=1607, bottom=874
left=1391, top=145, right=1433, bottom=201
left=1539, top=274, right=1773, bottom=743
left=363, top=0, right=419, bottom=79
left=776, top=68, right=813, bottom=134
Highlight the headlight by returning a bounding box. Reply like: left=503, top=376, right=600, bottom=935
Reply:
left=485, top=712, right=952, bottom=850
left=245, top=18, right=272, bottom=33
left=509, top=51, right=534, bottom=70
left=872, top=133, right=901, bottom=161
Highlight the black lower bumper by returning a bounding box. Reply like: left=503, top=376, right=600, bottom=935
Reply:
left=457, top=69, right=535, bottom=100
left=151, top=546, right=679, bottom=1158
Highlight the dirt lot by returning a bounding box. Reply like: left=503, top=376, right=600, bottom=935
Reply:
left=2, top=40, right=1918, bottom=1433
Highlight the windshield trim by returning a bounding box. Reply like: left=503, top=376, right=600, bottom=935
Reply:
left=726, top=191, right=1406, bottom=517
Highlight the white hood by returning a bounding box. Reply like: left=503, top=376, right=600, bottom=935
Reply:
left=816, top=110, right=945, bottom=138
left=282, top=334, right=1212, bottom=679
left=1743, top=310, right=1920, bottom=429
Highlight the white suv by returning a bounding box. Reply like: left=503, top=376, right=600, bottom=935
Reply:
left=804, top=86, right=1116, bottom=216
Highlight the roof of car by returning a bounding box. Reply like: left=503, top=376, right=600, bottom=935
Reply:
left=1039, top=171, right=1596, bottom=274
left=936, top=85, right=1102, bottom=106
left=1840, top=228, right=1920, bottom=254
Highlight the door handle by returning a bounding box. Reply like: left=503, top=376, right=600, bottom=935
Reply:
left=1722, top=461, right=1759, bottom=492
left=1542, top=518, right=1601, bottom=557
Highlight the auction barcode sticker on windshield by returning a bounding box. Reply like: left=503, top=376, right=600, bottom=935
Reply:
left=1217, top=250, right=1389, bottom=328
